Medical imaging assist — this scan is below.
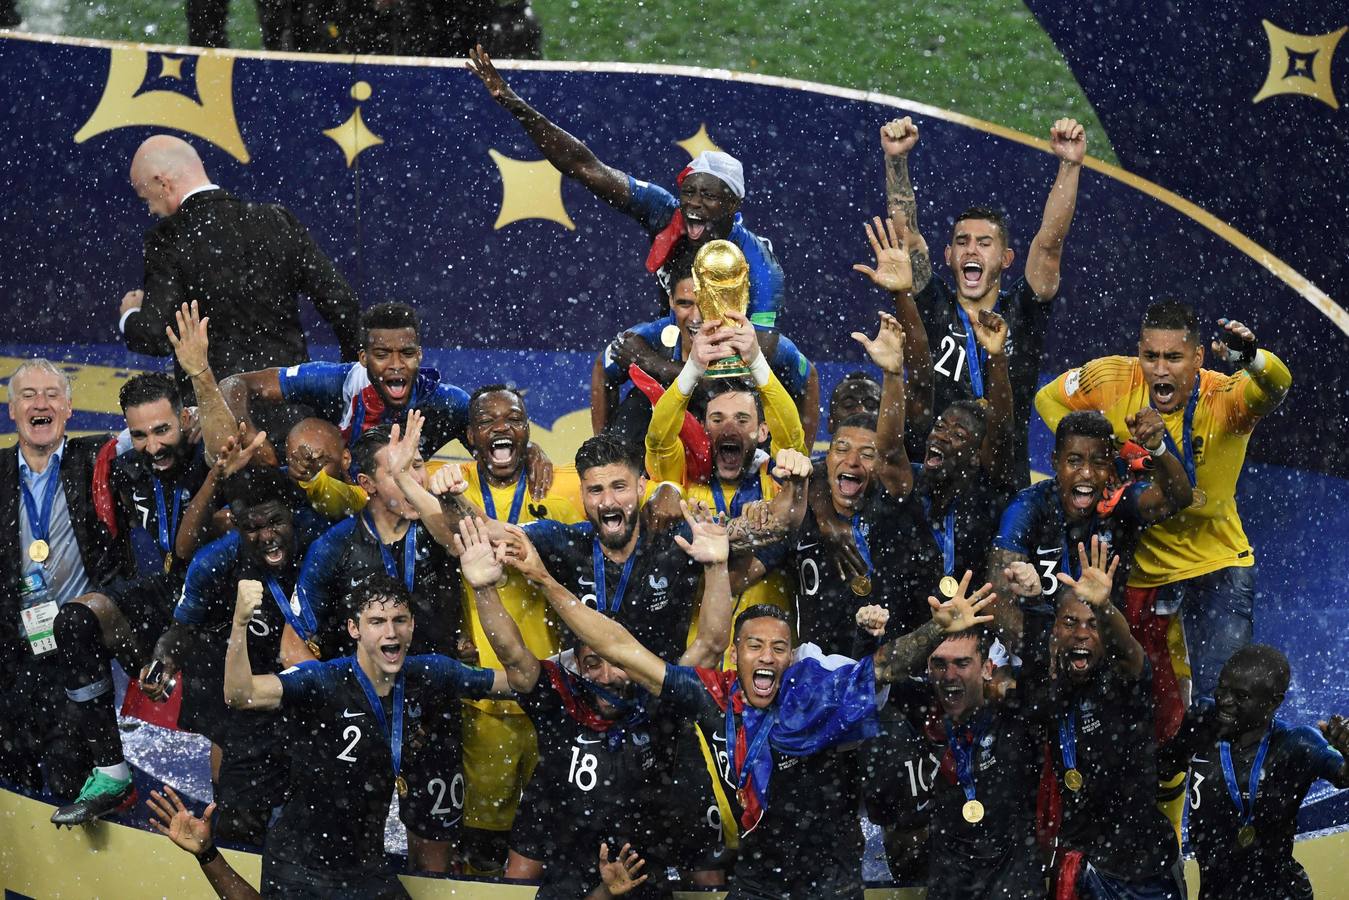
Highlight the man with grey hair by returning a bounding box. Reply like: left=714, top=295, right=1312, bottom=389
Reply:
left=0, top=360, right=126, bottom=802
left=118, top=134, right=362, bottom=414
left=468, top=45, right=786, bottom=357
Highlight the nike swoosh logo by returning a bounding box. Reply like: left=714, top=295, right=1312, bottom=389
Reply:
left=796, top=542, right=818, bottom=551
left=916, top=800, right=931, bottom=811
left=576, top=737, right=602, bottom=745
left=712, top=732, right=725, bottom=742
left=132, top=492, right=148, bottom=504
left=349, top=576, right=365, bottom=588
left=342, top=709, right=365, bottom=718
left=1035, top=546, right=1060, bottom=555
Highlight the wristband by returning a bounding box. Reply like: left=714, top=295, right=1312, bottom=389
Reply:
left=747, top=352, right=772, bottom=388
left=1148, top=441, right=1167, bottom=458
left=1245, top=349, right=1268, bottom=375
left=186, top=365, right=210, bottom=379
left=675, top=358, right=703, bottom=396
left=196, top=844, right=219, bottom=866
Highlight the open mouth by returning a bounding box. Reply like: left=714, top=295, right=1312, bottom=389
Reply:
left=836, top=471, right=865, bottom=499
left=716, top=439, right=744, bottom=472
left=598, top=509, right=626, bottom=537
left=261, top=543, right=287, bottom=567
left=28, top=415, right=53, bottom=429
left=940, top=683, right=965, bottom=704
left=1068, top=483, right=1097, bottom=512
left=150, top=452, right=175, bottom=471
left=1151, top=381, right=1176, bottom=408
left=488, top=437, right=516, bottom=467
left=379, top=641, right=403, bottom=664
left=685, top=215, right=708, bottom=242
left=924, top=443, right=947, bottom=470
left=751, top=668, right=777, bottom=698
left=1065, top=647, right=1093, bottom=672
left=383, top=376, right=410, bottom=403
left=960, top=261, right=984, bottom=291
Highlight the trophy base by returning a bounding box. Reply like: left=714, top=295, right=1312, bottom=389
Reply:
left=704, top=356, right=753, bottom=379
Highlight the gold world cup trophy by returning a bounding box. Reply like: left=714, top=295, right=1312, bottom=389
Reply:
left=692, top=239, right=752, bottom=379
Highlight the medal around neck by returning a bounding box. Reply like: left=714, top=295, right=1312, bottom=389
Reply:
left=1237, top=824, right=1256, bottom=848
left=692, top=240, right=752, bottom=379
left=850, top=574, right=872, bottom=597
left=962, top=799, right=985, bottom=823
left=660, top=324, right=680, bottom=348
left=1063, top=767, right=1084, bottom=792
left=28, top=540, right=50, bottom=563
left=939, top=575, right=959, bottom=599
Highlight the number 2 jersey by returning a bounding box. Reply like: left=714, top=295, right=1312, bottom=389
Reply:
left=268, top=655, right=495, bottom=874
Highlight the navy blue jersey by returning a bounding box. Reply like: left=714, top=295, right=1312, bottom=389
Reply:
left=757, top=483, right=942, bottom=656
left=625, top=176, right=785, bottom=330
left=109, top=443, right=210, bottom=577
left=523, top=519, right=701, bottom=664
left=1165, top=702, right=1344, bottom=900
left=277, top=361, right=469, bottom=455
left=266, top=655, right=494, bottom=873
left=914, top=275, right=1053, bottom=488
left=294, top=515, right=459, bottom=659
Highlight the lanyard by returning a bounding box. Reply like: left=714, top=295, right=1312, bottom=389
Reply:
left=351, top=660, right=406, bottom=786
left=265, top=575, right=315, bottom=641
left=921, top=495, right=957, bottom=576
left=592, top=535, right=640, bottom=613
left=954, top=303, right=987, bottom=398
left=364, top=512, right=418, bottom=591
left=1056, top=491, right=1087, bottom=580
left=477, top=462, right=528, bottom=524
left=947, top=715, right=987, bottom=804
left=726, top=683, right=778, bottom=790
left=1220, top=729, right=1272, bottom=828
left=710, top=470, right=764, bottom=518
left=20, top=454, right=62, bottom=543
left=1059, top=703, right=1080, bottom=772
left=348, top=378, right=424, bottom=449
left=1153, top=380, right=1200, bottom=488
left=152, top=476, right=184, bottom=555
left=851, top=514, right=873, bottom=576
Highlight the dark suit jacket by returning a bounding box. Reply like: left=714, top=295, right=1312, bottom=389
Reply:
left=123, top=189, right=362, bottom=399
left=0, top=436, right=126, bottom=689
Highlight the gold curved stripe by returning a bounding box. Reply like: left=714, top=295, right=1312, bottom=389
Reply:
left=5, top=30, right=1343, bottom=335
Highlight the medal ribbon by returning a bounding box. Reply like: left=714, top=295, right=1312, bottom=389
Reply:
left=726, top=682, right=778, bottom=790
left=151, top=476, right=184, bottom=555
left=946, top=715, right=987, bottom=805
left=364, top=511, right=418, bottom=591
left=954, top=304, right=987, bottom=398
left=1219, top=729, right=1272, bottom=831
left=851, top=514, right=874, bottom=577
left=351, top=660, right=406, bottom=790
left=592, top=535, right=640, bottom=613
left=265, top=576, right=316, bottom=641
left=1058, top=703, right=1080, bottom=773
left=710, top=470, right=764, bottom=518
left=921, top=495, right=957, bottom=576
left=20, top=453, right=62, bottom=544
left=1152, top=380, right=1200, bottom=488
left=477, top=462, right=528, bottom=524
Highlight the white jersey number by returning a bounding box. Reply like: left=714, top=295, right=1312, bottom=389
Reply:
left=568, top=745, right=599, bottom=792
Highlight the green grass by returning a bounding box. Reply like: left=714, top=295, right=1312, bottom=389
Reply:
left=15, top=0, right=1114, bottom=161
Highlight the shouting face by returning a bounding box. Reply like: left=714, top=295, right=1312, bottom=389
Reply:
left=125, top=398, right=192, bottom=479
left=361, top=327, right=423, bottom=410
left=349, top=599, right=415, bottom=677
left=928, top=634, right=992, bottom=723
left=825, top=426, right=878, bottom=515
left=1053, top=434, right=1113, bottom=522
left=1052, top=596, right=1103, bottom=682
left=1138, top=328, right=1202, bottom=414
left=731, top=616, right=793, bottom=709
left=580, top=462, right=644, bottom=551
left=9, top=366, right=72, bottom=453
left=944, top=218, right=1013, bottom=302
left=236, top=500, right=296, bottom=572
left=678, top=172, right=740, bottom=245
left=923, top=405, right=983, bottom=481
left=704, top=390, right=767, bottom=483
left=468, top=390, right=529, bottom=485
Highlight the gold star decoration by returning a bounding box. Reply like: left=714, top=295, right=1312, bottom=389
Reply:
left=675, top=123, right=723, bottom=159
left=74, top=48, right=250, bottom=163
left=157, top=55, right=185, bottom=80
left=487, top=150, right=576, bottom=230
left=322, top=81, right=385, bottom=168
left=1253, top=20, right=1346, bottom=109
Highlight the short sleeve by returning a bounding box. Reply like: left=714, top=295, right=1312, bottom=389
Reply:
left=992, top=489, right=1039, bottom=555
left=623, top=176, right=678, bottom=234
left=294, top=520, right=353, bottom=628
left=277, top=361, right=351, bottom=406
left=174, top=533, right=239, bottom=625
left=661, top=664, right=718, bottom=718
left=770, top=334, right=811, bottom=396
left=733, top=227, right=785, bottom=329
left=423, top=382, right=471, bottom=445
left=277, top=659, right=329, bottom=709
left=523, top=519, right=586, bottom=566
left=1294, top=725, right=1347, bottom=783
left=416, top=655, right=497, bottom=700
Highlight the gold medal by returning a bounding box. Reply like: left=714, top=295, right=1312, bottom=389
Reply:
left=164, top=553, right=174, bottom=574
left=660, top=324, right=680, bottom=348
left=939, top=575, right=959, bottom=599
left=395, top=775, right=409, bottom=798
left=1236, top=824, right=1256, bottom=848
left=1063, top=768, right=1084, bottom=792
left=1189, top=488, right=1208, bottom=509
left=305, top=638, right=322, bottom=659
left=962, top=799, right=985, bottom=823
left=850, top=575, right=872, bottom=597
left=28, top=540, right=49, bottom=563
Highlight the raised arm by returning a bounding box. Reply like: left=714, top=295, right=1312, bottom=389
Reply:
left=970, top=308, right=1015, bottom=487
left=985, top=547, right=1039, bottom=651
left=468, top=45, right=631, bottom=209
left=500, top=526, right=670, bottom=696
left=1024, top=118, right=1085, bottom=300
left=385, top=412, right=460, bottom=549
left=646, top=322, right=736, bottom=482
left=455, top=518, right=541, bottom=693
left=218, top=368, right=284, bottom=448
left=1318, top=716, right=1349, bottom=789
left=174, top=427, right=267, bottom=559
left=1056, top=537, right=1144, bottom=678
left=851, top=311, right=912, bottom=498
left=1211, top=318, right=1292, bottom=427
left=879, top=118, right=932, bottom=294
left=223, top=580, right=284, bottom=710
left=873, top=571, right=996, bottom=683
left=673, top=502, right=734, bottom=669
left=1124, top=407, right=1193, bottom=522
left=591, top=352, right=619, bottom=435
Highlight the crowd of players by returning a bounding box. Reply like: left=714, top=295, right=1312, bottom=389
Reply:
left=4, top=45, right=1348, bottom=900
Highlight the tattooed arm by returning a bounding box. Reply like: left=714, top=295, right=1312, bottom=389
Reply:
left=881, top=118, right=932, bottom=294
left=873, top=571, right=996, bottom=683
